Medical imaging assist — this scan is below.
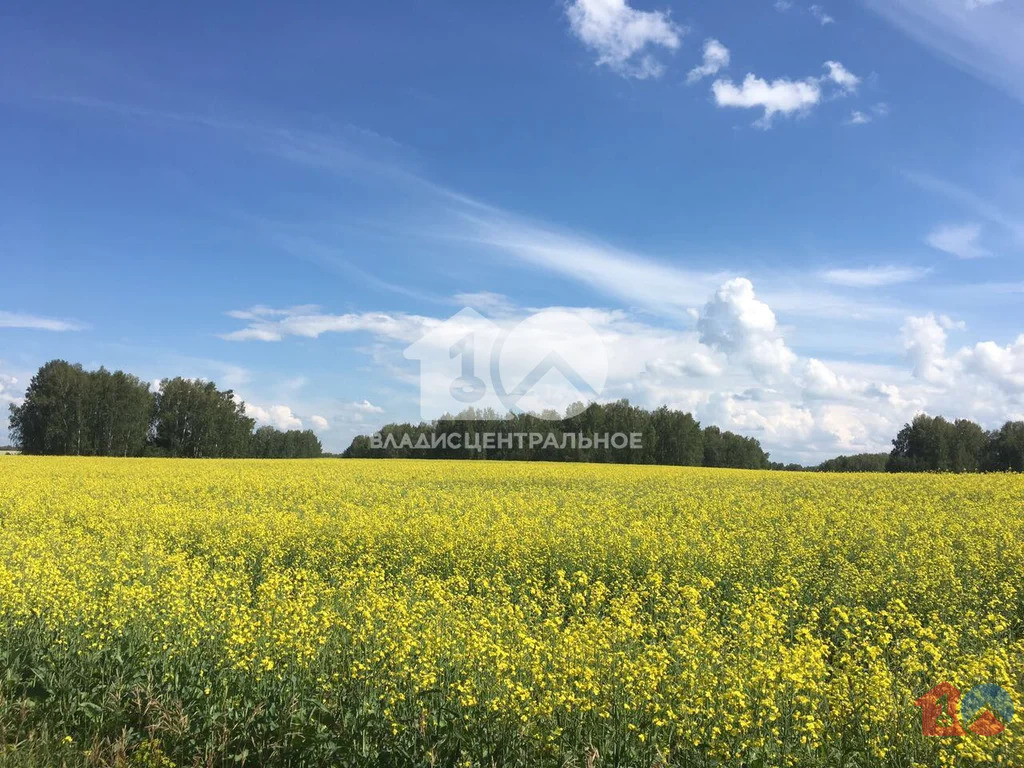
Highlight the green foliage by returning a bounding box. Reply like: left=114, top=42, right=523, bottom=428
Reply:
left=8, top=360, right=151, bottom=457
left=702, top=425, right=770, bottom=469
left=990, top=421, right=1024, bottom=472
left=887, top=414, right=1024, bottom=473
left=815, top=453, right=889, bottom=473
left=151, top=378, right=254, bottom=458
left=344, top=400, right=772, bottom=470
left=250, top=425, right=323, bottom=458
left=8, top=361, right=323, bottom=459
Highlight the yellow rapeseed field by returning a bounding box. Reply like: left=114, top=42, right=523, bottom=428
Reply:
left=0, top=457, right=1022, bottom=767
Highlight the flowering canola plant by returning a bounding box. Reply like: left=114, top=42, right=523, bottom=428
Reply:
left=0, top=457, right=1022, bottom=767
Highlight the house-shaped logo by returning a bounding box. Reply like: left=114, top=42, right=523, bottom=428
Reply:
left=404, top=306, right=608, bottom=422
left=915, top=681, right=1014, bottom=737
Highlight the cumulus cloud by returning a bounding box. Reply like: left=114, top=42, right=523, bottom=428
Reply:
left=246, top=403, right=303, bottom=430
left=698, top=278, right=797, bottom=374
left=0, top=373, right=19, bottom=405
left=310, top=415, right=330, bottom=430
left=687, top=38, right=730, bottom=83
left=566, top=0, right=683, bottom=79
left=712, top=60, right=859, bottom=126
left=960, top=337, right=1024, bottom=391
left=223, top=284, right=1024, bottom=464
left=820, top=265, right=930, bottom=287
left=903, top=314, right=955, bottom=383
left=800, top=358, right=857, bottom=399
left=898, top=312, right=1024, bottom=409
left=712, top=74, right=821, bottom=126
left=926, top=223, right=990, bottom=259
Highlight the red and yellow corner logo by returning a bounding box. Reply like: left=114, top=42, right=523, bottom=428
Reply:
left=915, top=682, right=1014, bottom=737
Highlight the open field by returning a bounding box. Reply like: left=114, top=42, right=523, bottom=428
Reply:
left=0, top=458, right=1022, bottom=767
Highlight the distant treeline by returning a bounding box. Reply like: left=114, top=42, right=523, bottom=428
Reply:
left=10, top=360, right=1024, bottom=472
left=344, top=401, right=773, bottom=469
left=7, top=360, right=322, bottom=458
left=346, top=405, right=1024, bottom=473
left=744, top=415, right=1024, bottom=473
left=812, top=453, right=890, bottom=473
left=886, top=414, right=1024, bottom=473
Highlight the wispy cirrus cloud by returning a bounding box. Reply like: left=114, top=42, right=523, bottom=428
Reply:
left=926, top=223, right=990, bottom=259
left=846, top=102, right=889, bottom=125
left=907, top=171, right=1024, bottom=245
left=687, top=39, right=730, bottom=84
left=863, top=0, right=1024, bottom=104
left=222, top=305, right=435, bottom=343
left=0, top=310, right=85, bottom=332
left=44, top=94, right=909, bottom=338
left=821, top=265, right=931, bottom=287
left=809, top=5, right=835, bottom=25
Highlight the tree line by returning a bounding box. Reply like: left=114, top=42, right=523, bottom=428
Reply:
left=343, top=400, right=773, bottom=469
left=7, top=360, right=322, bottom=458
left=345, top=406, right=1024, bottom=474
left=773, top=416, right=1024, bottom=473
left=10, top=359, right=1024, bottom=472
left=885, top=414, right=1024, bottom=472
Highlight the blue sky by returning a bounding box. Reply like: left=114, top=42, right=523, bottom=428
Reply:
left=2, top=0, right=1024, bottom=462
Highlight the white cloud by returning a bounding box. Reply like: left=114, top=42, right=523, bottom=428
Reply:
left=965, top=0, right=1004, bottom=7
left=960, top=336, right=1024, bottom=391
left=711, top=61, right=857, bottom=126
left=712, top=73, right=821, bottom=126
left=926, top=222, right=989, bottom=259
left=846, top=102, right=888, bottom=125
left=909, top=173, right=1024, bottom=245
left=775, top=0, right=794, bottom=11
left=457, top=208, right=731, bottom=320
left=222, top=286, right=1024, bottom=464
left=900, top=312, right=1024, bottom=401
left=453, top=292, right=517, bottom=316
left=246, top=403, right=303, bottom=430
left=351, top=399, right=385, bottom=414
left=820, top=265, right=930, bottom=287
left=810, top=4, right=835, bottom=24
left=311, top=415, right=330, bottom=430
left=863, top=0, right=1024, bottom=105
left=566, top=0, right=683, bottom=79
left=456, top=201, right=902, bottom=331
left=0, top=311, right=85, bottom=332
left=903, top=313, right=955, bottom=382
left=687, top=39, right=730, bottom=83
left=226, top=304, right=320, bottom=321
left=698, top=278, right=797, bottom=375
left=222, top=305, right=433, bottom=343
left=0, top=373, right=19, bottom=405
left=823, top=60, right=860, bottom=91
